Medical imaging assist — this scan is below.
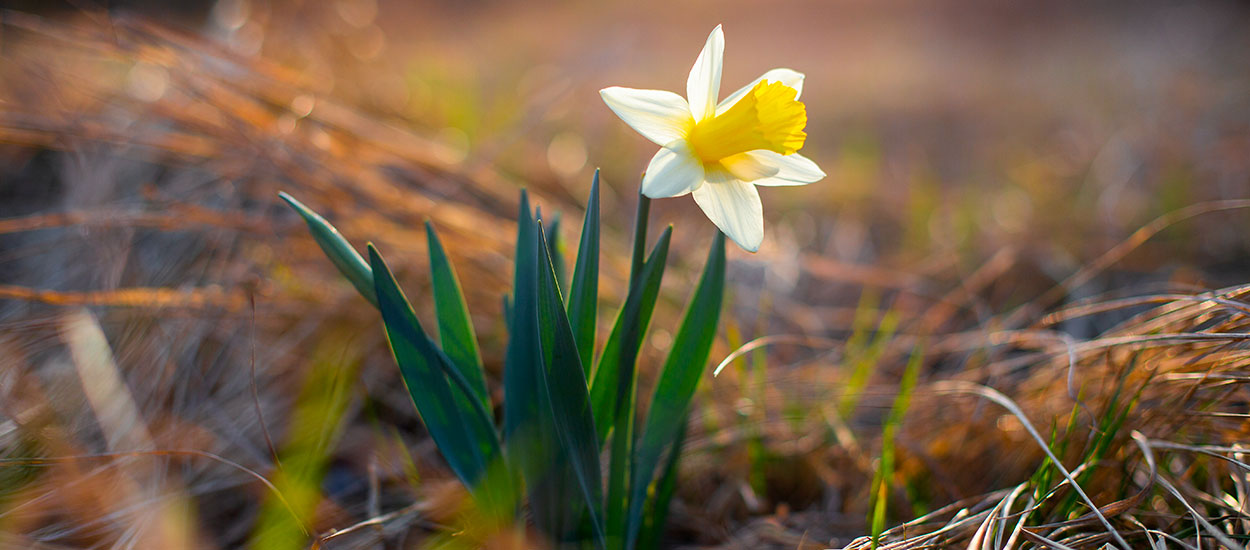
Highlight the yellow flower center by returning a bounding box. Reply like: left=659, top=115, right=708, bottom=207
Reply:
left=688, top=80, right=807, bottom=164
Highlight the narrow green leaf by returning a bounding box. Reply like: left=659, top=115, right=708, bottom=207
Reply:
left=605, top=391, right=635, bottom=550
left=536, top=223, right=606, bottom=548
left=278, top=192, right=375, bottom=307
left=544, top=211, right=566, bottom=296
left=625, top=231, right=726, bottom=549
left=636, top=419, right=687, bottom=550
left=426, top=222, right=490, bottom=414
left=567, top=170, right=601, bottom=373
left=502, top=192, right=568, bottom=538
left=600, top=225, right=671, bottom=550
left=589, top=226, right=673, bottom=444
left=368, top=245, right=500, bottom=488
left=504, top=191, right=539, bottom=444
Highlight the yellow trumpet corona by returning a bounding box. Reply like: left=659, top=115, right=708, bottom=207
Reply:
left=690, top=80, right=807, bottom=163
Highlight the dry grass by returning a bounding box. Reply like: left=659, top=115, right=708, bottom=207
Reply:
left=702, top=279, right=1250, bottom=548
left=2, top=3, right=1250, bottom=549
left=669, top=208, right=1250, bottom=548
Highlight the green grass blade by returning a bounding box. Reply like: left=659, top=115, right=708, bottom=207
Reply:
left=249, top=339, right=360, bottom=550
left=368, top=245, right=500, bottom=489
left=625, top=231, right=726, bottom=549
left=870, top=345, right=923, bottom=549
left=838, top=292, right=899, bottom=418
left=536, top=223, right=606, bottom=548
left=425, top=222, right=490, bottom=414
left=589, top=226, right=673, bottom=445
left=567, top=170, right=601, bottom=373
left=278, top=192, right=376, bottom=307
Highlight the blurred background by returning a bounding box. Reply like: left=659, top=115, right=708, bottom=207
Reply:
left=2, top=1, right=1250, bottom=548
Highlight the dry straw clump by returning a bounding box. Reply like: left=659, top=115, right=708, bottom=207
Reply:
left=694, top=278, right=1250, bottom=549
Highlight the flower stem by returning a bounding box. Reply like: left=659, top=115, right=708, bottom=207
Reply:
left=628, top=194, right=651, bottom=286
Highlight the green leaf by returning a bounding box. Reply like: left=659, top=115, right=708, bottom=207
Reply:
left=504, top=191, right=540, bottom=444
left=589, top=226, right=673, bottom=445
left=278, top=192, right=375, bottom=307
left=426, top=222, right=490, bottom=414
left=368, top=245, right=500, bottom=488
left=544, top=211, right=567, bottom=296
left=600, top=226, right=671, bottom=550
left=567, top=170, right=601, bottom=373
left=625, top=231, right=726, bottom=549
left=535, top=222, right=606, bottom=548
left=636, top=419, right=687, bottom=550
left=502, top=192, right=570, bottom=538
left=605, top=399, right=634, bottom=550
left=597, top=195, right=658, bottom=550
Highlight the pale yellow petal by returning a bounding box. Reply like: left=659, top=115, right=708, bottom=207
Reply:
left=732, top=151, right=825, bottom=186
left=719, top=152, right=779, bottom=182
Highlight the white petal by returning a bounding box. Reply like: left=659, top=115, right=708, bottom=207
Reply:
left=686, top=25, right=725, bottom=122
left=716, top=68, right=805, bottom=114
left=600, top=87, right=695, bottom=146
left=719, top=152, right=779, bottom=182
left=641, top=142, right=705, bottom=198
left=732, top=151, right=825, bottom=186
left=692, top=169, right=764, bottom=252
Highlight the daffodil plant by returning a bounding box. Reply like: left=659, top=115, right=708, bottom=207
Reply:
left=279, top=25, right=814, bottom=550
left=601, top=24, right=824, bottom=252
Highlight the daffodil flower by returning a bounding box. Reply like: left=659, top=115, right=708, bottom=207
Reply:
left=600, top=25, right=825, bottom=252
